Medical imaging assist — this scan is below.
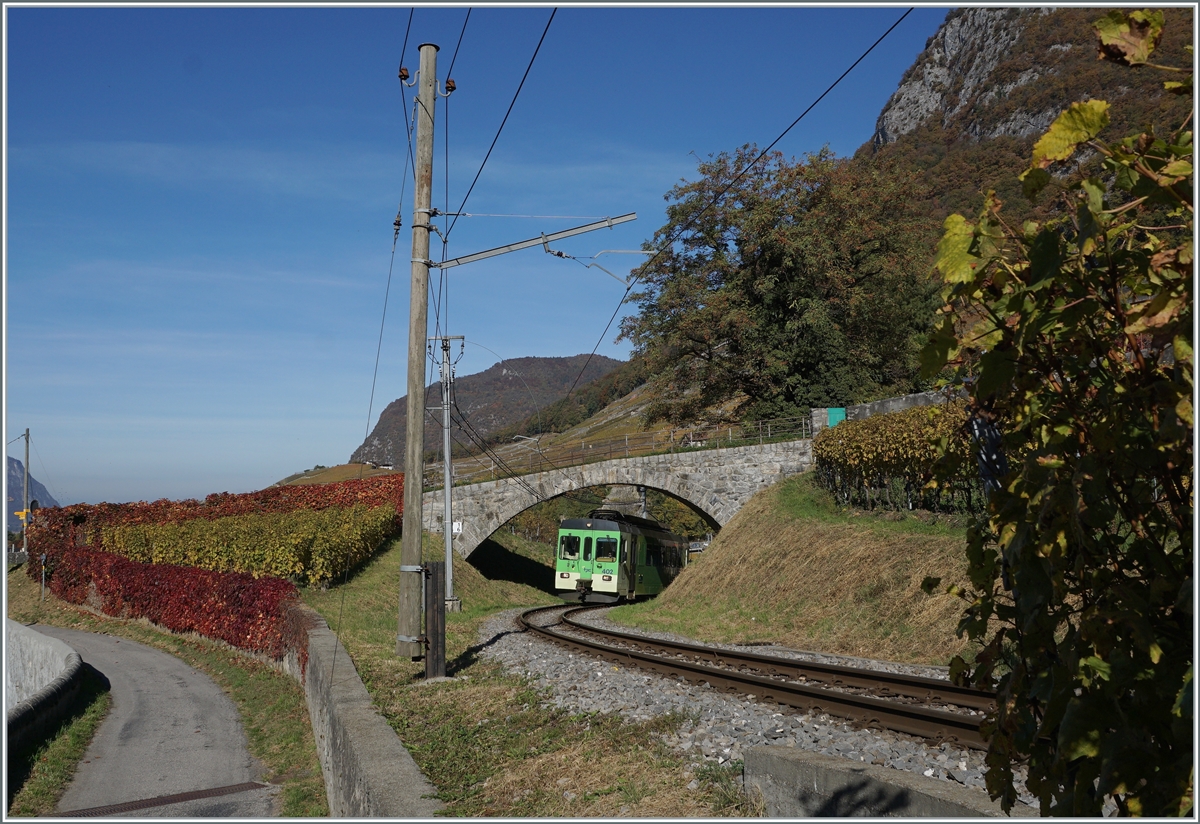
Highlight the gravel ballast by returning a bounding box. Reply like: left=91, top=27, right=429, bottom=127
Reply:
left=478, top=607, right=1045, bottom=813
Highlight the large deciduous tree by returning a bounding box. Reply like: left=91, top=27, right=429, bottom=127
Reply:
left=620, top=147, right=938, bottom=424
left=922, top=10, right=1193, bottom=816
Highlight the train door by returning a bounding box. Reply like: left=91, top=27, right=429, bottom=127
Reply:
left=633, top=535, right=648, bottom=597
left=619, top=535, right=632, bottom=597
left=591, top=533, right=620, bottom=599
left=639, top=535, right=667, bottom=596
left=582, top=536, right=593, bottom=578
left=556, top=532, right=583, bottom=600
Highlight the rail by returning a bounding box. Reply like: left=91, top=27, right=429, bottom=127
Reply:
left=422, top=415, right=812, bottom=491
left=518, top=604, right=990, bottom=749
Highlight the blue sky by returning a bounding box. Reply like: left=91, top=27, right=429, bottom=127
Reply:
left=4, top=4, right=950, bottom=506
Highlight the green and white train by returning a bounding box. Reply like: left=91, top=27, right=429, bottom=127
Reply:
left=555, top=508, right=688, bottom=603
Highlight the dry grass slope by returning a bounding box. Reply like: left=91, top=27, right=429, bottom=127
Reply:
left=301, top=536, right=756, bottom=816
left=613, top=474, right=975, bottom=665
left=276, top=463, right=400, bottom=486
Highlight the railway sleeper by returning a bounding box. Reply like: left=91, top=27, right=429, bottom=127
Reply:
left=527, top=626, right=985, bottom=750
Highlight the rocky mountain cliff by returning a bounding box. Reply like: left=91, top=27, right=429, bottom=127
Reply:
left=862, top=6, right=1193, bottom=220
left=873, top=8, right=1037, bottom=148
left=351, top=354, right=624, bottom=466
left=7, top=456, right=59, bottom=534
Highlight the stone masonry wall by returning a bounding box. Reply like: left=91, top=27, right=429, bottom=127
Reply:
left=424, top=440, right=812, bottom=559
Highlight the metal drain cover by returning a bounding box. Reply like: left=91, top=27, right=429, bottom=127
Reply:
left=59, top=781, right=268, bottom=817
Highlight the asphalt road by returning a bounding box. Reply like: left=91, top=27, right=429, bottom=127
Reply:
left=35, top=626, right=279, bottom=817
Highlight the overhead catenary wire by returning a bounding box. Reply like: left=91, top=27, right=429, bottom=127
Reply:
left=560, top=7, right=916, bottom=402
left=449, top=400, right=537, bottom=495
left=336, top=7, right=417, bottom=683
left=396, top=9, right=418, bottom=206
left=448, top=400, right=543, bottom=499
left=445, top=388, right=604, bottom=506
left=416, top=336, right=600, bottom=503
left=361, top=7, right=419, bottom=465
left=463, top=339, right=544, bottom=433
left=443, top=7, right=556, bottom=246
left=431, top=9, right=469, bottom=343
left=450, top=403, right=531, bottom=489
left=29, top=435, right=63, bottom=506
left=446, top=8, right=471, bottom=79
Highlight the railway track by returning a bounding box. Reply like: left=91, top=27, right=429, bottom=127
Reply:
left=518, top=604, right=995, bottom=750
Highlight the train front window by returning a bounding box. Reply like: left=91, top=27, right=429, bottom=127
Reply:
left=595, top=537, right=618, bottom=562
left=583, top=537, right=593, bottom=562
left=559, top=535, right=580, bottom=560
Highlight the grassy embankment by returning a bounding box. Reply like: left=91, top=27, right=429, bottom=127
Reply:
left=4, top=569, right=328, bottom=817
left=610, top=472, right=975, bottom=665
left=301, top=531, right=757, bottom=817
left=5, top=657, right=111, bottom=817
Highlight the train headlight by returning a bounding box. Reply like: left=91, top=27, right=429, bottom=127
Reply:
left=559, top=572, right=570, bottom=578
left=602, top=575, right=612, bottom=581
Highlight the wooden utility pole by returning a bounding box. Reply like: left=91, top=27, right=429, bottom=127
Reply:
left=397, top=42, right=439, bottom=659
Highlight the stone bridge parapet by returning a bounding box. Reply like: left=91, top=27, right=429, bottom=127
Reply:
left=422, top=439, right=812, bottom=558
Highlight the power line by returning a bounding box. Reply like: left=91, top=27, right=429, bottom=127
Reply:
left=436, top=49, right=454, bottom=339
left=433, top=10, right=470, bottom=342
left=417, top=335, right=594, bottom=499
left=361, top=8, right=418, bottom=459
left=362, top=239, right=403, bottom=452
left=449, top=400, right=542, bottom=499
left=446, top=8, right=471, bottom=78
left=443, top=8, right=556, bottom=245
left=450, top=404, right=534, bottom=494
left=398, top=12, right=417, bottom=177
left=561, top=7, right=915, bottom=402
left=446, top=387, right=600, bottom=503
left=462, top=339, right=543, bottom=433
left=341, top=14, right=423, bottom=677
left=29, top=436, right=62, bottom=505
left=442, top=392, right=627, bottom=510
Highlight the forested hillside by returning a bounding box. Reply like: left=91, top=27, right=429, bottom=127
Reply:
left=614, top=6, right=1192, bottom=428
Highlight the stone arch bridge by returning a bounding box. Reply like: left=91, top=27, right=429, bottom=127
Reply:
left=421, top=440, right=812, bottom=559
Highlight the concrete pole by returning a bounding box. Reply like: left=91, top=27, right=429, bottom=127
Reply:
left=439, top=336, right=462, bottom=611
left=397, top=42, right=438, bottom=660
left=23, top=428, right=29, bottom=554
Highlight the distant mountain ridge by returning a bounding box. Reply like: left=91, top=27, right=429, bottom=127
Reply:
left=351, top=354, right=624, bottom=466
left=7, top=456, right=59, bottom=533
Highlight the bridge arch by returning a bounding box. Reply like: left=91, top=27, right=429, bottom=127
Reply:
left=422, top=440, right=811, bottom=559
left=476, top=481, right=720, bottom=547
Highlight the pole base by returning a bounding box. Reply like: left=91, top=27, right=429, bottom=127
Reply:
left=445, top=597, right=462, bottom=614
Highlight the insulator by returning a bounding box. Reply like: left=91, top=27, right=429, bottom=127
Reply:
left=398, top=66, right=409, bottom=81
left=445, top=78, right=456, bottom=93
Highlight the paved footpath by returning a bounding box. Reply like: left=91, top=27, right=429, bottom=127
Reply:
left=35, top=626, right=280, bottom=817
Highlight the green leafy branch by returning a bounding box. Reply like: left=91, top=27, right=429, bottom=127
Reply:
left=920, top=9, right=1193, bottom=817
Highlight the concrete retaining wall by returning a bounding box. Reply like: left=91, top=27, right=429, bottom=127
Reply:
left=5, top=619, right=85, bottom=756
left=744, top=747, right=1038, bottom=817
left=283, top=607, right=442, bottom=818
